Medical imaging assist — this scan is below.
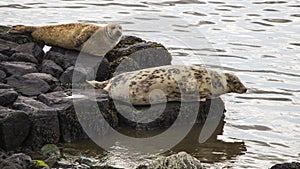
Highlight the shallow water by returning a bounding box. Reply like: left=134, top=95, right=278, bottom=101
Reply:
left=1, top=0, right=299, bottom=168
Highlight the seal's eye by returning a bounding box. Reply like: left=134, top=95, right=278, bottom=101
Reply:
left=111, top=26, right=116, bottom=30
left=119, top=26, right=122, bottom=30
left=233, top=81, right=239, bottom=85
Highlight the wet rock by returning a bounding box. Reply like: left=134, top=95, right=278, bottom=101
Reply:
left=7, top=75, right=50, bottom=96
left=270, top=162, right=300, bottom=169
left=116, top=98, right=225, bottom=130
left=60, top=66, right=91, bottom=85
left=23, top=73, right=59, bottom=89
left=59, top=66, right=75, bottom=84
left=0, top=39, right=18, bottom=56
left=0, top=83, right=11, bottom=89
left=56, top=159, right=83, bottom=169
left=0, top=89, right=18, bottom=107
left=0, top=53, right=9, bottom=61
left=5, top=153, right=32, bottom=169
left=0, top=107, right=31, bottom=151
left=105, top=35, right=172, bottom=70
left=0, top=158, right=23, bottom=169
left=0, top=70, right=6, bottom=82
left=78, top=157, right=99, bottom=167
left=38, top=91, right=88, bottom=142
left=110, top=56, right=140, bottom=76
left=24, top=109, right=60, bottom=149
left=11, top=96, right=60, bottom=149
left=44, top=51, right=77, bottom=70
left=41, top=60, right=64, bottom=78
left=95, top=57, right=110, bottom=81
left=12, top=96, right=50, bottom=112
left=14, top=42, right=44, bottom=61
left=0, top=151, right=8, bottom=159
left=10, top=52, right=38, bottom=64
left=137, top=152, right=203, bottom=169
left=0, top=61, right=37, bottom=76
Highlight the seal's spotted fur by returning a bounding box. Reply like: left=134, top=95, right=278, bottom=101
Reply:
left=87, top=65, right=247, bottom=105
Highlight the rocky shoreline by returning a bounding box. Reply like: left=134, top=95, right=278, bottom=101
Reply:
left=0, top=25, right=298, bottom=169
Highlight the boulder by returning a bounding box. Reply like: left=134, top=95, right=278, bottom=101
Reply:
left=13, top=42, right=44, bottom=61
left=38, top=91, right=88, bottom=142
left=0, top=53, right=9, bottom=62
left=23, top=73, right=59, bottom=89
left=59, top=66, right=74, bottom=85
left=12, top=96, right=50, bottom=112
left=38, top=91, right=118, bottom=142
left=24, top=109, right=60, bottom=149
left=10, top=52, right=38, bottom=64
left=0, top=89, right=18, bottom=107
left=0, top=70, right=6, bottom=83
left=137, top=152, right=203, bottom=169
left=116, top=98, right=225, bottom=130
left=4, top=153, right=32, bottom=169
left=11, top=96, right=60, bottom=149
left=270, top=162, right=300, bottom=169
left=105, top=35, right=172, bottom=72
left=0, top=158, right=23, bottom=169
left=44, top=51, right=77, bottom=70
left=0, top=83, right=11, bottom=89
left=7, top=75, right=50, bottom=96
left=0, top=39, right=18, bottom=56
left=95, top=57, right=110, bottom=81
left=0, top=107, right=31, bottom=151
left=0, top=61, right=37, bottom=76
left=41, top=60, right=64, bottom=78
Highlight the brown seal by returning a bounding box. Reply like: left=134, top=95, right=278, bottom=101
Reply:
left=9, top=23, right=122, bottom=55
left=87, top=65, right=247, bottom=105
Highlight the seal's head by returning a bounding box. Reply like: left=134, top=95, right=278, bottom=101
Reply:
left=106, top=23, right=122, bottom=41
left=225, top=73, right=247, bottom=94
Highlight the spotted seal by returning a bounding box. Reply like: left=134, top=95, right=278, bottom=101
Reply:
left=87, top=65, right=247, bottom=105
left=9, top=23, right=122, bottom=56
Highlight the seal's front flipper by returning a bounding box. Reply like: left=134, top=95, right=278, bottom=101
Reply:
left=74, top=27, right=95, bottom=47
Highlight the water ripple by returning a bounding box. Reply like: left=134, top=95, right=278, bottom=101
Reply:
left=251, top=21, right=274, bottom=26
left=232, top=125, right=273, bottom=131
left=236, top=96, right=292, bottom=102
left=262, top=18, right=292, bottom=23
left=252, top=1, right=287, bottom=4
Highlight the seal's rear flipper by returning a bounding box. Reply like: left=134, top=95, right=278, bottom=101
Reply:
left=8, top=25, right=37, bottom=34
left=86, top=80, right=108, bottom=89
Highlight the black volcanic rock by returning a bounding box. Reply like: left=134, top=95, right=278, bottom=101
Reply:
left=12, top=96, right=50, bottom=112
left=13, top=42, right=44, bottom=61
left=0, top=70, right=6, bottom=82
left=7, top=75, right=50, bottom=96
left=0, top=89, right=18, bottom=107
left=44, top=51, right=77, bottom=70
left=10, top=52, right=38, bottom=64
left=23, top=73, right=59, bottom=90
left=41, top=59, right=64, bottom=78
left=270, top=162, right=300, bottom=169
left=0, top=61, right=37, bottom=76
left=0, top=53, right=9, bottom=61
left=0, top=107, right=31, bottom=151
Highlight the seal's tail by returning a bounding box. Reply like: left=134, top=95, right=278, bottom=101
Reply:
left=8, top=25, right=38, bottom=34
left=86, top=80, right=108, bottom=89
